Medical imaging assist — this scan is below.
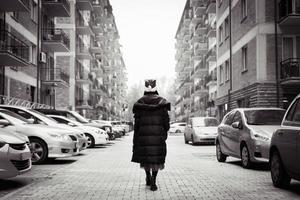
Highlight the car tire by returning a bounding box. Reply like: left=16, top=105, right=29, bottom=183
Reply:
left=241, top=144, right=252, bottom=169
left=216, top=141, right=227, bottom=162
left=85, top=133, right=95, bottom=148
left=184, top=135, right=188, bottom=144
left=191, top=135, right=195, bottom=145
left=110, top=133, right=115, bottom=140
left=270, top=150, right=291, bottom=188
left=30, top=138, right=48, bottom=164
left=175, top=129, right=181, bottom=133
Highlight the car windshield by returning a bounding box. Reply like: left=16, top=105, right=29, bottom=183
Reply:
left=244, top=110, right=285, bottom=125
left=193, top=118, right=219, bottom=127
left=69, top=111, right=89, bottom=123
left=0, top=110, right=29, bottom=124
left=29, top=109, right=59, bottom=125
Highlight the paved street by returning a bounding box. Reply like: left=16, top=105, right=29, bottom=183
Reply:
left=0, top=133, right=300, bottom=200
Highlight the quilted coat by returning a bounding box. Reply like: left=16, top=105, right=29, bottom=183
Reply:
left=131, top=91, right=170, bottom=164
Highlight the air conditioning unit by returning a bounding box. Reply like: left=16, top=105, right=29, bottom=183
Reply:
left=39, top=52, right=46, bottom=63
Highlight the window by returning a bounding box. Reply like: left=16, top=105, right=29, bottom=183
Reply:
left=218, top=25, right=223, bottom=44
left=237, top=98, right=250, bottom=108
left=241, top=0, right=247, bottom=20
left=219, top=64, right=224, bottom=85
left=30, top=0, right=38, bottom=23
left=225, top=60, right=230, bottom=81
left=232, top=111, right=242, bottom=124
left=224, top=111, right=235, bottom=125
left=224, top=17, right=229, bottom=38
left=242, top=45, right=248, bottom=71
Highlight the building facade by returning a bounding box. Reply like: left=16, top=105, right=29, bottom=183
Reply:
left=0, top=0, right=127, bottom=120
left=175, top=0, right=216, bottom=122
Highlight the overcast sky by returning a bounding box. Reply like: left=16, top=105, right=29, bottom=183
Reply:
left=109, top=0, right=186, bottom=87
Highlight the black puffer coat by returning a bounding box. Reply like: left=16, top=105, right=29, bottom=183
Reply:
left=131, top=92, right=170, bottom=164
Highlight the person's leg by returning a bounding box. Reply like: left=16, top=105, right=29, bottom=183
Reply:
left=151, top=170, right=158, bottom=191
left=145, top=169, right=151, bottom=186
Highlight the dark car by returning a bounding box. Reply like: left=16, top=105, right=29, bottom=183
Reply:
left=270, top=94, right=300, bottom=188
left=35, top=109, right=115, bottom=140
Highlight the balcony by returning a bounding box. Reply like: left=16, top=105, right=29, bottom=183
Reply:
left=194, top=42, right=207, bottom=56
left=76, top=16, right=94, bottom=35
left=194, top=84, right=209, bottom=96
left=91, top=22, right=104, bottom=34
left=42, top=28, right=70, bottom=52
left=90, top=42, right=102, bottom=53
left=42, top=0, right=70, bottom=17
left=76, top=100, right=92, bottom=110
left=195, top=4, right=206, bottom=16
left=0, top=0, right=29, bottom=12
left=278, top=0, right=300, bottom=25
left=195, top=23, right=207, bottom=35
left=92, top=0, right=102, bottom=12
left=206, top=0, right=216, bottom=13
left=76, top=0, right=93, bottom=11
left=76, top=45, right=92, bottom=60
left=206, top=47, right=216, bottom=62
left=280, top=58, right=300, bottom=86
left=205, top=73, right=217, bottom=87
left=76, top=72, right=92, bottom=85
left=206, top=25, right=216, bottom=38
left=0, top=30, right=30, bottom=66
left=41, top=68, right=69, bottom=87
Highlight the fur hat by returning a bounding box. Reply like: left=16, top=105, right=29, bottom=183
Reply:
left=144, top=79, right=157, bottom=92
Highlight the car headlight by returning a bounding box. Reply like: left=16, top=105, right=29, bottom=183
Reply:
left=0, top=141, right=6, bottom=149
left=251, top=130, right=270, bottom=141
left=48, top=133, right=70, bottom=141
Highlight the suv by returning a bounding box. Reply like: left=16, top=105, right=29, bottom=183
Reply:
left=270, top=94, right=300, bottom=188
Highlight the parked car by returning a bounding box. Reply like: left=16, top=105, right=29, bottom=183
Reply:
left=169, top=122, right=186, bottom=134
left=216, top=108, right=285, bottom=169
left=184, top=117, right=219, bottom=145
left=0, top=129, right=32, bottom=179
left=270, top=94, right=300, bottom=188
left=48, top=115, right=108, bottom=148
left=111, top=121, right=126, bottom=136
left=35, top=109, right=115, bottom=140
left=0, top=106, right=87, bottom=153
left=121, top=121, right=130, bottom=133
left=92, top=120, right=116, bottom=140
left=0, top=108, right=79, bottom=164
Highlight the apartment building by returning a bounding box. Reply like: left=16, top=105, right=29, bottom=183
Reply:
left=215, top=0, right=300, bottom=120
left=175, top=0, right=216, bottom=121
left=0, top=0, right=127, bottom=120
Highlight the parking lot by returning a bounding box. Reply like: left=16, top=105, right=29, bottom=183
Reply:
left=0, top=132, right=300, bottom=200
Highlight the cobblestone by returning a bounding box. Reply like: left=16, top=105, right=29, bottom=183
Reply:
left=1, top=133, right=300, bottom=200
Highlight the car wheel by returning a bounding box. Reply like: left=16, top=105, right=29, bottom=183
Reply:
left=216, top=141, right=227, bottom=162
left=184, top=135, right=188, bottom=144
left=191, top=135, right=195, bottom=145
left=270, top=150, right=291, bottom=188
left=30, top=138, right=48, bottom=164
left=241, top=144, right=252, bottom=169
left=175, top=129, right=181, bottom=133
left=85, top=133, right=95, bottom=148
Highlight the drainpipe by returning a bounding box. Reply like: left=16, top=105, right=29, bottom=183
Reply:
left=274, top=0, right=280, bottom=107
left=36, top=0, right=42, bottom=103
left=228, top=0, right=233, bottom=111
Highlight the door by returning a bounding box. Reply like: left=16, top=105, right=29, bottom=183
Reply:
left=282, top=37, right=294, bottom=61
left=229, top=111, right=243, bottom=157
left=219, top=111, right=235, bottom=155
left=280, top=98, right=300, bottom=174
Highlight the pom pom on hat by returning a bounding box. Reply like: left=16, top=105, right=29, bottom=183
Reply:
left=144, top=79, right=157, bottom=92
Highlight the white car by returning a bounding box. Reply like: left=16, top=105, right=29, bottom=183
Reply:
left=0, top=109, right=78, bottom=164
left=0, top=106, right=87, bottom=154
left=0, top=129, right=31, bottom=179
left=169, top=122, right=186, bottom=134
left=184, top=117, right=219, bottom=144
left=48, top=115, right=109, bottom=147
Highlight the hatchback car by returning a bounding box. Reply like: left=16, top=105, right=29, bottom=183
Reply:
left=270, top=94, right=300, bottom=188
left=216, top=108, right=285, bottom=169
left=0, top=129, right=32, bottom=179
left=169, top=122, right=186, bottom=134
left=184, top=117, right=219, bottom=145
left=48, top=115, right=108, bottom=148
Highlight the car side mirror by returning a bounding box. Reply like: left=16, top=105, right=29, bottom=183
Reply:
left=232, top=121, right=242, bottom=129
left=0, top=119, right=10, bottom=127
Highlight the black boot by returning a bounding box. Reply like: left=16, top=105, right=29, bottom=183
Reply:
left=150, top=171, right=158, bottom=191
left=145, top=170, right=151, bottom=186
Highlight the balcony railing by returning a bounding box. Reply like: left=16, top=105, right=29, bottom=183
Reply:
left=278, top=0, right=300, bottom=24
left=0, top=95, right=52, bottom=109
left=42, top=28, right=70, bottom=51
left=0, top=0, right=30, bottom=12
left=0, top=30, right=30, bottom=66
left=42, top=0, right=70, bottom=17
left=280, top=58, right=300, bottom=82
left=41, top=68, right=70, bottom=85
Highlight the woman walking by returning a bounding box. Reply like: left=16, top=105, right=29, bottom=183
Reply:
left=131, top=79, right=170, bottom=191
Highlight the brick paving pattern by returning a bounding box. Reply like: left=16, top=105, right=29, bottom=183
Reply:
left=1, top=132, right=300, bottom=200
